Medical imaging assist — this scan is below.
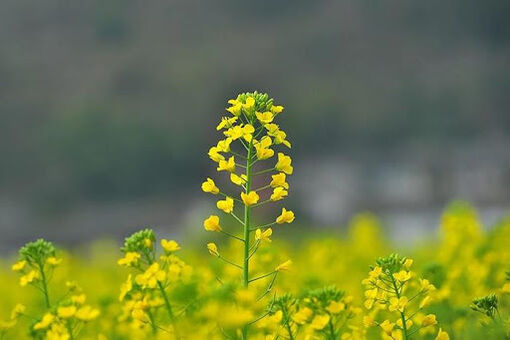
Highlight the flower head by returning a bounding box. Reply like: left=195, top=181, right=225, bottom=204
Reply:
left=217, top=197, right=234, bottom=214
left=255, top=228, right=273, bottom=243
left=204, top=215, right=222, bottom=232
left=207, top=243, right=219, bottom=257
left=117, top=252, right=141, bottom=267
left=276, top=208, right=295, bottom=224
left=270, top=173, right=289, bottom=189
left=202, top=178, right=220, bottom=195
left=241, top=191, right=259, bottom=206
left=275, top=153, right=293, bottom=174
left=161, top=239, right=180, bottom=253
left=270, top=187, right=288, bottom=201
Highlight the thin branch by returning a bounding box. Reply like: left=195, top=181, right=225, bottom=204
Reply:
left=251, top=221, right=275, bottom=231
left=220, top=230, right=244, bottom=242
left=252, top=199, right=271, bottom=208
left=249, top=271, right=277, bottom=283
left=255, top=184, right=272, bottom=192
left=219, top=191, right=242, bottom=203
left=230, top=212, right=245, bottom=226
left=257, top=272, right=279, bottom=301
left=218, top=256, right=242, bottom=270
left=253, top=168, right=275, bottom=176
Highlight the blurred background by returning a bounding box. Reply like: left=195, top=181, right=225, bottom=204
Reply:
left=1, top=0, right=509, bottom=252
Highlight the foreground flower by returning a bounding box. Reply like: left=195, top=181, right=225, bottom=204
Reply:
left=202, top=92, right=295, bottom=337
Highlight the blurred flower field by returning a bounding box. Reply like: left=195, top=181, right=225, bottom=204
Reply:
left=1, top=203, right=510, bottom=339
left=1, top=93, right=509, bottom=339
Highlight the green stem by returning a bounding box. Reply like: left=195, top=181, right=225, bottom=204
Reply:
left=66, top=320, right=75, bottom=340
left=147, top=309, right=158, bottom=334
left=327, top=317, right=336, bottom=340
left=282, top=305, right=295, bottom=340
left=38, top=262, right=50, bottom=308
left=391, top=276, right=408, bottom=340
left=242, top=132, right=254, bottom=340
left=157, top=281, right=180, bottom=339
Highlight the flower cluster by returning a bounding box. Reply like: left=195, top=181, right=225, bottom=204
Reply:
left=117, top=228, right=191, bottom=337
left=11, top=239, right=99, bottom=340
left=362, top=254, right=447, bottom=340
left=201, top=91, right=295, bottom=336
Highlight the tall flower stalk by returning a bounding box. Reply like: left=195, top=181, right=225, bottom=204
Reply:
left=202, top=91, right=295, bottom=338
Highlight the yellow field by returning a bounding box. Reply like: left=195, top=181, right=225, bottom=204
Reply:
left=1, top=202, right=509, bottom=339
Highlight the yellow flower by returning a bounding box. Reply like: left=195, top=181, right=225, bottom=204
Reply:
left=363, top=315, right=376, bottom=327
left=230, top=173, right=247, bottom=186
left=224, top=125, right=244, bottom=140
left=502, top=282, right=510, bottom=294
left=404, top=259, right=413, bottom=269
left=0, top=320, right=16, bottom=331
left=241, top=191, right=259, bottom=206
left=419, top=296, right=432, bottom=309
left=204, top=215, right=222, bottom=232
left=422, top=314, right=437, bottom=327
left=276, top=208, right=295, bottom=224
left=117, top=252, right=141, bottom=267
left=57, top=305, right=77, bottom=319
left=10, top=304, right=25, bottom=320
left=270, top=187, right=288, bottom=201
left=275, top=153, right=293, bottom=174
left=254, top=136, right=274, bottom=160
left=265, top=123, right=279, bottom=135
left=46, top=257, right=62, bottom=266
left=20, top=270, right=40, bottom=286
left=273, top=130, right=291, bottom=148
left=311, top=314, right=330, bottom=330
left=275, top=260, right=292, bottom=272
left=217, top=156, right=235, bottom=173
left=71, top=294, right=86, bottom=305
left=256, top=111, right=274, bottom=124
left=420, top=278, right=436, bottom=292
left=326, top=301, right=345, bottom=314
left=216, top=138, right=233, bottom=152
left=255, top=228, right=273, bottom=243
left=243, top=97, right=255, bottom=111
left=11, top=260, right=26, bottom=272
left=242, top=124, right=255, bottom=142
left=119, top=274, right=132, bottom=302
left=207, top=243, right=219, bottom=257
left=388, top=296, right=408, bottom=313
left=217, top=117, right=238, bottom=130
left=271, top=105, right=284, bottom=114
left=226, top=103, right=242, bottom=116
left=75, top=306, right=100, bottom=321
left=161, top=239, right=180, bottom=253
left=270, top=173, right=289, bottom=189
left=135, top=263, right=166, bottom=289
left=217, top=197, right=234, bottom=213
left=33, top=313, right=54, bottom=330
left=435, top=328, right=449, bottom=340
left=368, top=266, right=382, bottom=279
left=208, top=146, right=225, bottom=162
left=396, top=318, right=413, bottom=329
left=393, top=270, right=412, bottom=282
left=364, top=299, right=375, bottom=310
left=292, top=307, right=313, bottom=324
left=379, top=320, right=394, bottom=336
left=202, top=178, right=220, bottom=195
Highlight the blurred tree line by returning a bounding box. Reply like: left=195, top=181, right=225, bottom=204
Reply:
left=0, top=0, right=509, bottom=210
